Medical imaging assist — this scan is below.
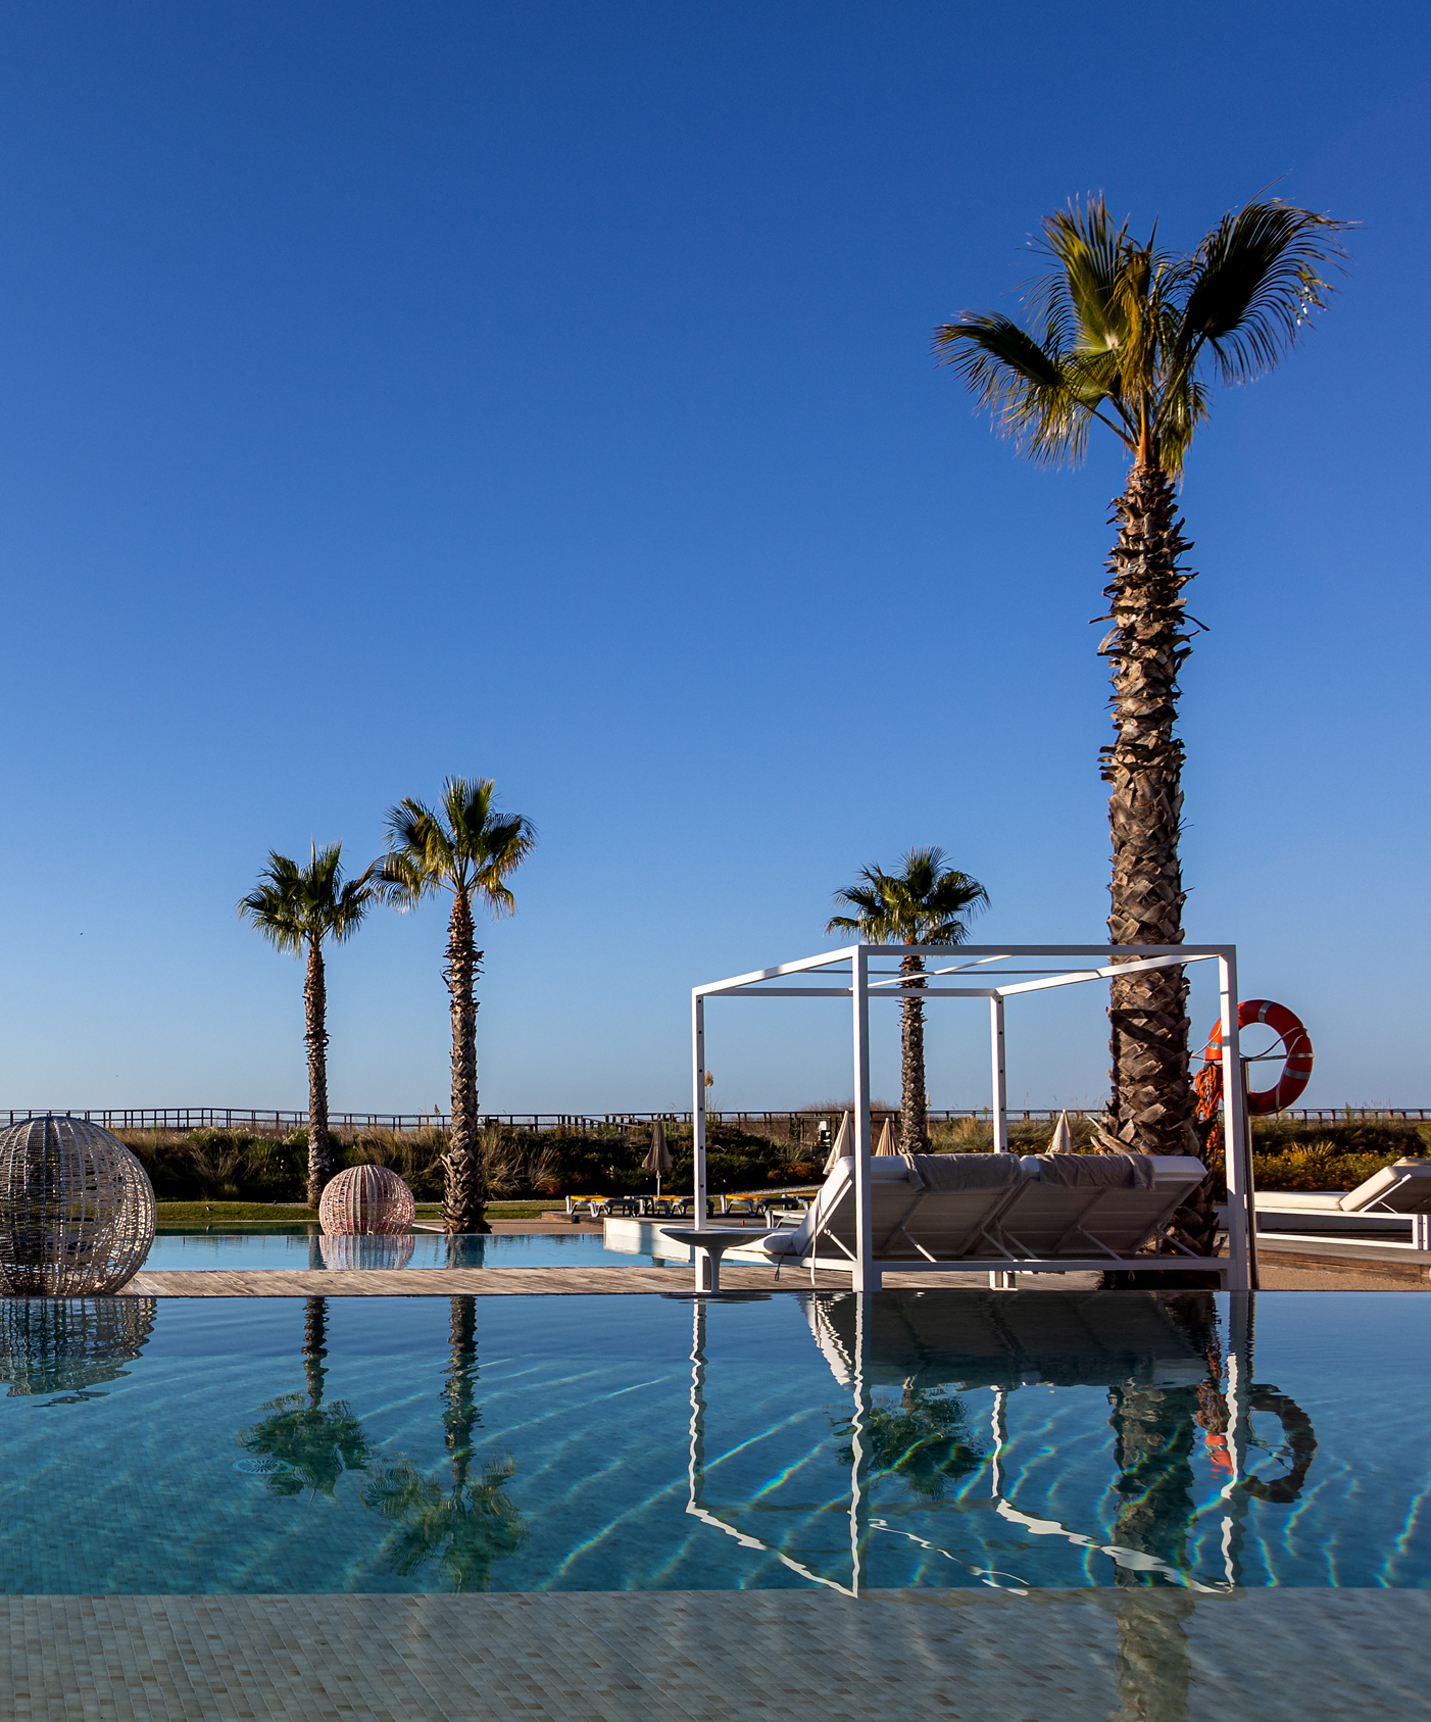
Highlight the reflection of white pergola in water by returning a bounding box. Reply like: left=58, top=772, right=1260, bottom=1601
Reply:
left=691, top=943, right=1253, bottom=1291
left=684, top=1291, right=1263, bottom=1598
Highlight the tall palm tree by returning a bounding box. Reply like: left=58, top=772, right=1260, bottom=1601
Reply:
left=935, top=196, right=1347, bottom=1156
left=239, top=843, right=383, bottom=1206
left=828, top=847, right=988, bottom=1152
left=382, top=778, right=535, bottom=1233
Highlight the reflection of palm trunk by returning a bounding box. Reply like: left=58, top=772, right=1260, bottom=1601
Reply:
left=303, top=1297, right=327, bottom=1408
left=443, top=1296, right=479, bottom=1489
left=1113, top=1590, right=1195, bottom=1722
left=1107, top=1381, right=1199, bottom=1722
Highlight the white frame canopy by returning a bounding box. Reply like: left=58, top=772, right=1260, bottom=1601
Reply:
left=691, top=943, right=1251, bottom=1292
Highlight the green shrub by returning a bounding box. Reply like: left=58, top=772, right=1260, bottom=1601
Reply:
left=1252, top=1143, right=1404, bottom=1192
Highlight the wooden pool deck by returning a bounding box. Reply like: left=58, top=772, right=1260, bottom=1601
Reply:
left=122, top=1263, right=1064, bottom=1296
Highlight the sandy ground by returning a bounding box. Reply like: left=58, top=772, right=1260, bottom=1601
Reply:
left=1253, top=1259, right=1429, bottom=1289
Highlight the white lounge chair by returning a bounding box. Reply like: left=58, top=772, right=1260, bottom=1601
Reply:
left=1253, top=1157, right=1431, bottom=1238
left=995, top=1152, right=1207, bottom=1262
left=742, top=1150, right=1210, bottom=1280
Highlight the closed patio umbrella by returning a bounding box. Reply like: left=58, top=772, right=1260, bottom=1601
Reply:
left=1049, top=1110, right=1073, bottom=1154
left=642, top=1119, right=672, bottom=1198
left=874, top=1120, right=897, bottom=1156
left=822, top=1112, right=852, bottom=1175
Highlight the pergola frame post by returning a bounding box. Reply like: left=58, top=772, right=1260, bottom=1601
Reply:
left=989, top=996, right=1008, bottom=1153
left=1219, top=952, right=1251, bottom=1294
left=690, top=942, right=1251, bottom=1290
left=850, top=945, right=878, bottom=1292
left=692, top=992, right=710, bottom=1286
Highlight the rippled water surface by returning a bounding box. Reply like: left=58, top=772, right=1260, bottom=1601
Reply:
left=143, top=1230, right=666, bottom=1270
left=0, top=1290, right=1425, bottom=1594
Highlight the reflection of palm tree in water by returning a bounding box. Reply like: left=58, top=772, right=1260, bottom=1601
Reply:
left=838, top=1384, right=984, bottom=1501
left=1105, top=1294, right=1218, bottom=1722
left=238, top=1298, right=371, bottom=1497
left=362, top=1295, right=525, bottom=1591
left=1106, top=1293, right=1317, bottom=1722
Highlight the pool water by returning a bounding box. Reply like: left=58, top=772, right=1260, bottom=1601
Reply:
left=143, top=1230, right=668, bottom=1270
left=0, top=1289, right=1426, bottom=1595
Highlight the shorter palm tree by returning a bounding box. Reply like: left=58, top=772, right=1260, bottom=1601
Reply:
left=239, top=844, right=383, bottom=1206
left=382, top=779, right=536, bottom=1234
left=828, top=848, right=988, bottom=1153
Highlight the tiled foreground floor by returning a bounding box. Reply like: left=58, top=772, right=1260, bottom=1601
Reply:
left=2, top=1589, right=1424, bottom=1721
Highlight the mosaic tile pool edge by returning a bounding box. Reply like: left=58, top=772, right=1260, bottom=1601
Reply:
left=2, top=1589, right=1426, bottom=1722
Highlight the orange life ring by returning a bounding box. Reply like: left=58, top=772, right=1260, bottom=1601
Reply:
left=1198, top=999, right=1314, bottom=1116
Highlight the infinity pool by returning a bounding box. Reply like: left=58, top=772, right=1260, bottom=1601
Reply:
left=0, top=1290, right=1425, bottom=1595
left=143, top=1230, right=663, bottom=1270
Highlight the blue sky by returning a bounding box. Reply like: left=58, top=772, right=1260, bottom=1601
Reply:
left=0, top=1, right=1426, bottom=1115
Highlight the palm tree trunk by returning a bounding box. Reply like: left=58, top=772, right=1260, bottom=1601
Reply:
left=443, top=890, right=488, bottom=1233
left=304, top=937, right=332, bottom=1207
left=898, top=953, right=929, bottom=1153
left=1101, top=464, right=1199, bottom=1162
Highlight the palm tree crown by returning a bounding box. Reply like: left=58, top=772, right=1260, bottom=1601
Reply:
left=239, top=844, right=381, bottom=954
left=934, top=195, right=1348, bottom=472
left=828, top=848, right=987, bottom=1154
left=382, top=778, right=535, bottom=916
left=827, top=846, right=988, bottom=948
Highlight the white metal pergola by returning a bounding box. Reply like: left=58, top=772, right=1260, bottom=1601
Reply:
left=691, top=943, right=1252, bottom=1292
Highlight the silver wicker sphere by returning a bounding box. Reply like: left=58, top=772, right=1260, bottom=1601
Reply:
left=0, top=1296, right=156, bottom=1398
left=318, top=1164, right=415, bottom=1236
left=0, top=1116, right=156, bottom=1295
left=318, top=1231, right=416, bottom=1270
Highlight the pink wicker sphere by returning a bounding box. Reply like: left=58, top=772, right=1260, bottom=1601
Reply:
left=318, top=1164, right=415, bottom=1236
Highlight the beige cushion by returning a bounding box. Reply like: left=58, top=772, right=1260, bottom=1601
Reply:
left=1339, top=1159, right=1431, bottom=1213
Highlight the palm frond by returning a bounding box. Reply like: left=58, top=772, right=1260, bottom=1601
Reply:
left=1029, top=198, right=1130, bottom=356
left=383, top=797, right=454, bottom=900
left=472, top=813, right=537, bottom=919
left=1177, top=199, right=1350, bottom=385
left=933, top=312, right=1102, bottom=465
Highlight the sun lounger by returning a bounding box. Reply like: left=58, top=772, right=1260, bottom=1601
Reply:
left=994, top=1152, right=1207, bottom=1261
left=755, top=1154, right=1024, bottom=1267
left=1252, top=1157, right=1431, bottom=1237
left=747, top=1150, right=1209, bottom=1278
